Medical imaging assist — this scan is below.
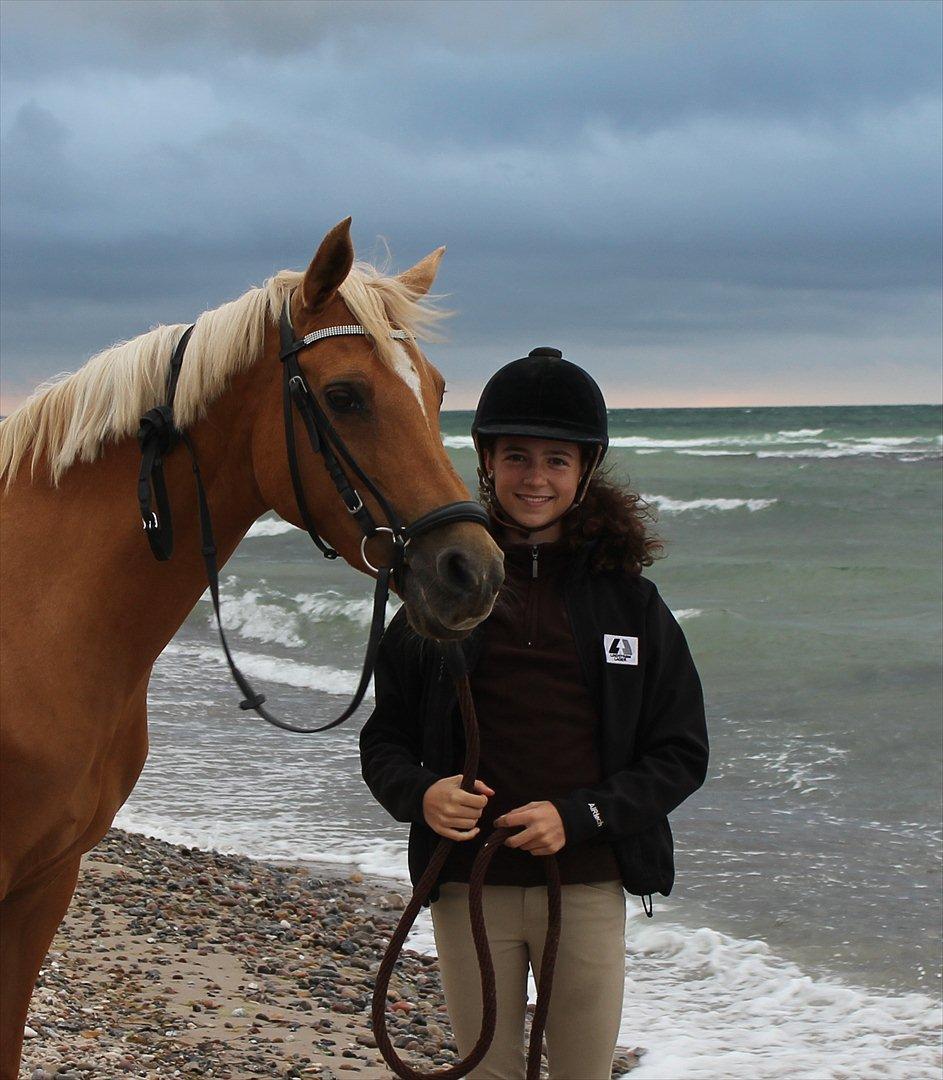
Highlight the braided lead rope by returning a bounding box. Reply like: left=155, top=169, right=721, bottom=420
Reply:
left=372, top=673, right=563, bottom=1080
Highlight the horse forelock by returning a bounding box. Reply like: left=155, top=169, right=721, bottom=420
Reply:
left=0, top=261, right=449, bottom=489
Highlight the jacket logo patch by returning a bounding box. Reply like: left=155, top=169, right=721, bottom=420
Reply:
left=604, top=634, right=638, bottom=665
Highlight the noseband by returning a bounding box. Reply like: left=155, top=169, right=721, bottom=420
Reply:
left=137, top=296, right=489, bottom=734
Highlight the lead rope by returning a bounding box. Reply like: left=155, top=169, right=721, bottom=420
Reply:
left=372, top=650, right=562, bottom=1080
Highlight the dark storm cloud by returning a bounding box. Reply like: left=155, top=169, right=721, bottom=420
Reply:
left=1, top=0, right=940, bottom=406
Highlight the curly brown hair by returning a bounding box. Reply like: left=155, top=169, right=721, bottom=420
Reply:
left=476, top=446, right=665, bottom=575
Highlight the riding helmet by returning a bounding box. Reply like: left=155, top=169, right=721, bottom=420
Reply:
left=473, top=347, right=608, bottom=450
left=473, top=346, right=607, bottom=452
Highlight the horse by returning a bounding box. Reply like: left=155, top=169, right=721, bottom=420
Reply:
left=0, top=218, right=504, bottom=1078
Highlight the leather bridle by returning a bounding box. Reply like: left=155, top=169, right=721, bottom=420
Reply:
left=137, top=295, right=490, bottom=734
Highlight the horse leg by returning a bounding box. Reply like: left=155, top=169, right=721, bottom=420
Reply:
left=0, top=857, right=81, bottom=1080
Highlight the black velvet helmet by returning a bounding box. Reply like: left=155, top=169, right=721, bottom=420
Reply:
left=472, top=347, right=608, bottom=451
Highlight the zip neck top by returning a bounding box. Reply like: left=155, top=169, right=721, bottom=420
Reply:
left=438, top=531, right=621, bottom=887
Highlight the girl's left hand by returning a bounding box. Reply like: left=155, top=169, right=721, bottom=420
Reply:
left=494, top=802, right=565, bottom=856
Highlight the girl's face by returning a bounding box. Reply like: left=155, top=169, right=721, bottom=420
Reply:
left=484, top=435, right=582, bottom=542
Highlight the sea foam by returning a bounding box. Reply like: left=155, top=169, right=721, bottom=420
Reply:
left=619, top=914, right=942, bottom=1079
left=201, top=580, right=401, bottom=646
left=642, top=494, right=777, bottom=514
left=246, top=517, right=298, bottom=538
left=162, top=641, right=369, bottom=698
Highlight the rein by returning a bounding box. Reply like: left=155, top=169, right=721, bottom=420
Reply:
left=372, top=645, right=562, bottom=1080
left=136, top=299, right=489, bottom=733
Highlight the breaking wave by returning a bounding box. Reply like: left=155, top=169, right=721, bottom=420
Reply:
left=246, top=517, right=298, bottom=538
left=199, top=580, right=401, bottom=648
left=642, top=494, right=777, bottom=514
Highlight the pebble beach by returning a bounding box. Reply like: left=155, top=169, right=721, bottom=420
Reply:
left=20, top=829, right=643, bottom=1080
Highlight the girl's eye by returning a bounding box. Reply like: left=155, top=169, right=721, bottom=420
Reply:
left=325, top=386, right=364, bottom=413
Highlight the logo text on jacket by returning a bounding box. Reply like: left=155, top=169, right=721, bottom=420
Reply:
left=604, top=634, right=638, bottom=665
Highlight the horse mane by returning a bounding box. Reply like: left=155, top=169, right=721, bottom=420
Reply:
left=0, top=261, right=448, bottom=488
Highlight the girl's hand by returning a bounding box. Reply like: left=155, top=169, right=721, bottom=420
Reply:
left=495, top=802, right=565, bottom=856
left=423, top=775, right=495, bottom=840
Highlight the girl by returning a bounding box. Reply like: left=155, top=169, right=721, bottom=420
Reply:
left=360, top=347, right=708, bottom=1079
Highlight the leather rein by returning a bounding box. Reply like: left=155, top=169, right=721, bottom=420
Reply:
left=136, top=295, right=489, bottom=733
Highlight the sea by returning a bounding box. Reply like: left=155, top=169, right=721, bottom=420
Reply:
left=115, top=404, right=943, bottom=1079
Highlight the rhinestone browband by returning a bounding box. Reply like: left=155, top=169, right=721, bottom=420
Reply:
left=297, top=325, right=413, bottom=348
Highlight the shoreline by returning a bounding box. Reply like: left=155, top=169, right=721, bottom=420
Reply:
left=20, top=829, right=643, bottom=1079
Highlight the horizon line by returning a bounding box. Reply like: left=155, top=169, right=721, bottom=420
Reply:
left=1, top=395, right=940, bottom=418
left=440, top=401, right=943, bottom=412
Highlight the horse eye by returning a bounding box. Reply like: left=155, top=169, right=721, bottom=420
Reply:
left=325, top=386, right=364, bottom=414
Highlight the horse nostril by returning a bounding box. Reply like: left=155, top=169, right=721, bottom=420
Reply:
left=436, top=546, right=478, bottom=592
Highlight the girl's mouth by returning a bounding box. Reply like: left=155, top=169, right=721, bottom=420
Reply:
left=515, top=494, right=554, bottom=506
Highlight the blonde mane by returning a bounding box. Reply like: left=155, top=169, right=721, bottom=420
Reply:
left=0, top=262, right=447, bottom=488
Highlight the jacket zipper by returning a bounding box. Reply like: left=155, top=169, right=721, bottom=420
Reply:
left=526, top=545, right=539, bottom=646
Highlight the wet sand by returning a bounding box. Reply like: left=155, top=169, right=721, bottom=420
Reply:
left=20, top=829, right=643, bottom=1079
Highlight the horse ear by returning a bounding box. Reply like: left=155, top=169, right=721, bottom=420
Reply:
left=302, top=217, right=355, bottom=312
left=398, top=246, right=446, bottom=296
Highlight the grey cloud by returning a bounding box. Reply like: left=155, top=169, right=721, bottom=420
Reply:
left=2, top=1, right=940, bottom=129
left=1, top=0, right=940, bottom=406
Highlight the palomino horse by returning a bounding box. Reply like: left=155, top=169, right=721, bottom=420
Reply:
left=0, top=218, right=503, bottom=1077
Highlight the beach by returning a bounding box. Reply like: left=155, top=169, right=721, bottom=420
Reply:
left=19, top=829, right=643, bottom=1080
left=20, top=405, right=943, bottom=1078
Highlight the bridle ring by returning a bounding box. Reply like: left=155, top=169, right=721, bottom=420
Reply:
left=360, top=527, right=407, bottom=575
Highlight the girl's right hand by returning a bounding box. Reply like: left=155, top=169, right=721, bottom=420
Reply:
left=422, top=775, right=495, bottom=840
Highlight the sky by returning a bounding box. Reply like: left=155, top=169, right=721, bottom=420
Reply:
left=1, top=0, right=940, bottom=411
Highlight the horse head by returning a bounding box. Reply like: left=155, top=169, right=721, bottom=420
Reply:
left=249, top=219, right=504, bottom=640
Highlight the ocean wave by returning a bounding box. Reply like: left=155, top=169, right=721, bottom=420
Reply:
left=674, top=608, right=703, bottom=621
left=202, top=580, right=401, bottom=646
left=112, top=809, right=403, bottom=877
left=755, top=440, right=939, bottom=459
left=442, top=429, right=940, bottom=462
left=245, top=517, right=299, bottom=538
left=609, top=434, right=813, bottom=450
left=642, top=494, right=777, bottom=514
left=617, top=431, right=937, bottom=460
left=294, top=590, right=402, bottom=630
left=161, top=640, right=369, bottom=698
left=623, top=915, right=941, bottom=1079
left=217, top=588, right=305, bottom=647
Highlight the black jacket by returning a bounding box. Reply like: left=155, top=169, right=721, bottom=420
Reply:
left=359, top=540, right=708, bottom=904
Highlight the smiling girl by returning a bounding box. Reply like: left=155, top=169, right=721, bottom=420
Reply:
left=360, top=348, right=708, bottom=1079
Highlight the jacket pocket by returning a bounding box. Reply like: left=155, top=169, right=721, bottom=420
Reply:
left=613, top=817, right=675, bottom=897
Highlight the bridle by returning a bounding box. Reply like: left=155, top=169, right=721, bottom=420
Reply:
left=137, top=293, right=490, bottom=734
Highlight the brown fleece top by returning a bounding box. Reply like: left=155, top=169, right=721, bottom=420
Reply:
left=438, top=533, right=621, bottom=887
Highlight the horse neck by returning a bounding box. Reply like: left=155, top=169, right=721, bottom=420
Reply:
left=5, top=383, right=267, bottom=690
